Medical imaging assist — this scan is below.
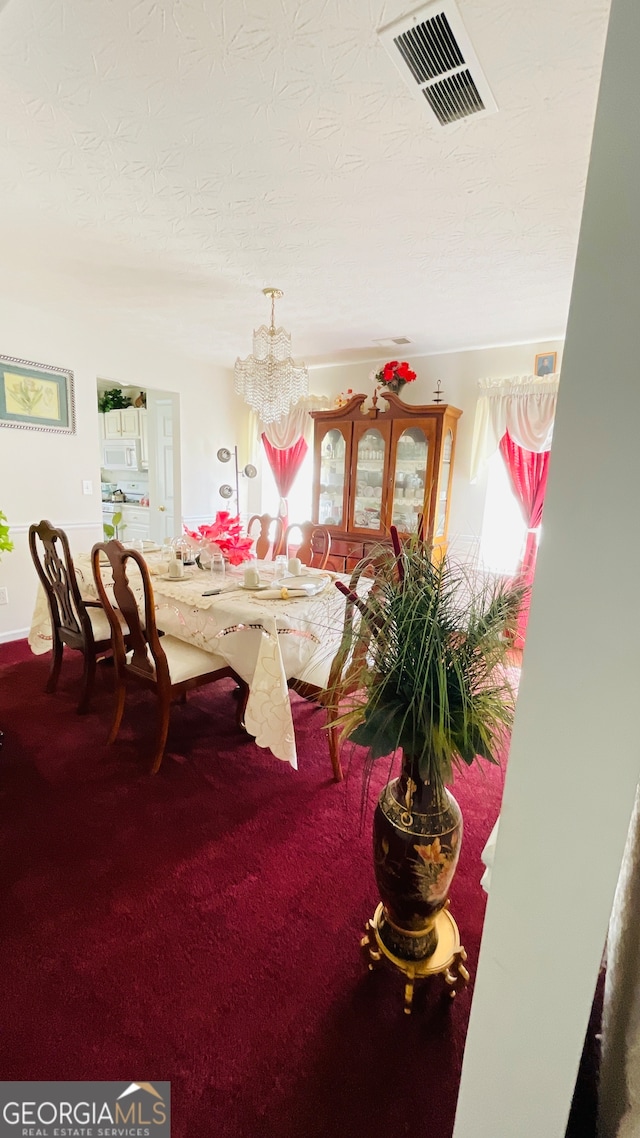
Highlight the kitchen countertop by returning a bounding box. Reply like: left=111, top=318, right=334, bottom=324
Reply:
left=102, top=500, right=149, bottom=507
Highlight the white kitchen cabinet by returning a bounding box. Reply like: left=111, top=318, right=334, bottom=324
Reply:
left=120, top=505, right=149, bottom=541
left=102, top=502, right=149, bottom=541
left=102, top=408, right=141, bottom=438
left=123, top=522, right=149, bottom=541
left=139, top=408, right=148, bottom=467
left=121, top=406, right=140, bottom=436
left=104, top=410, right=123, bottom=438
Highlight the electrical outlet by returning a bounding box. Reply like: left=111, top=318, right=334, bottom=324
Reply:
left=0, top=587, right=8, bottom=605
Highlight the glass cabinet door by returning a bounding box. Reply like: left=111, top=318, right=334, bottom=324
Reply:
left=390, top=426, right=430, bottom=534
left=351, top=426, right=388, bottom=532
left=317, top=426, right=348, bottom=527
left=435, top=430, right=454, bottom=538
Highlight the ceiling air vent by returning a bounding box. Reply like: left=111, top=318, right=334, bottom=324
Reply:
left=378, top=1, right=497, bottom=127
left=373, top=336, right=413, bottom=347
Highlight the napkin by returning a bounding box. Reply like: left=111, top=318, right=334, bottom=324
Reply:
left=257, top=584, right=328, bottom=600
left=272, top=574, right=331, bottom=595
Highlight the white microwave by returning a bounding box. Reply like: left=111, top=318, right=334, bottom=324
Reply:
left=102, top=439, right=141, bottom=470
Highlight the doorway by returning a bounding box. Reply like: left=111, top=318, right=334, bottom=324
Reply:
left=146, top=390, right=181, bottom=543
left=97, top=381, right=182, bottom=545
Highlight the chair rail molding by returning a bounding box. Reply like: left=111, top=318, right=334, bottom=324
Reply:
left=9, top=521, right=102, bottom=534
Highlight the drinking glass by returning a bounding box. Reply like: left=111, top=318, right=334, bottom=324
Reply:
left=172, top=537, right=188, bottom=563
left=210, top=552, right=226, bottom=586
left=161, top=537, right=174, bottom=573
left=274, top=554, right=288, bottom=581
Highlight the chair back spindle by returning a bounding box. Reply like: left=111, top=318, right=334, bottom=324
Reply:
left=247, top=514, right=284, bottom=561
left=92, top=541, right=167, bottom=684
left=29, top=519, right=117, bottom=713
left=29, top=520, right=89, bottom=644
left=282, top=523, right=331, bottom=570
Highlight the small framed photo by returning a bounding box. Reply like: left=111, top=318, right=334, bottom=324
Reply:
left=534, top=352, right=557, bottom=377
left=0, top=354, right=75, bottom=434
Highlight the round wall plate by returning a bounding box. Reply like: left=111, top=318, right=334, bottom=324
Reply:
left=217, top=447, right=232, bottom=463
left=243, top=463, right=257, bottom=479
left=219, top=483, right=234, bottom=499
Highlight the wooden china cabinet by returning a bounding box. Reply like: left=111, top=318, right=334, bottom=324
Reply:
left=310, top=392, right=462, bottom=573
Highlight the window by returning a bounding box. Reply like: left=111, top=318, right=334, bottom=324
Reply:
left=480, top=450, right=527, bottom=575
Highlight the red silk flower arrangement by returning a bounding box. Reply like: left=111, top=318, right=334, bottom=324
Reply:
left=370, top=360, right=417, bottom=392
left=184, top=512, right=254, bottom=566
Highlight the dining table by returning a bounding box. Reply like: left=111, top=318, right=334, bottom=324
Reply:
left=28, top=552, right=365, bottom=770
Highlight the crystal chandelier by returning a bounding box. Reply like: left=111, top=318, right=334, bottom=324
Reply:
left=234, top=287, right=309, bottom=424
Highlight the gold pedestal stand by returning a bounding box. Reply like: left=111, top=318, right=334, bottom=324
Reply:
left=361, top=901, right=470, bottom=1014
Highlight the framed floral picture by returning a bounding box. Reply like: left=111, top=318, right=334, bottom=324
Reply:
left=0, top=354, right=75, bottom=434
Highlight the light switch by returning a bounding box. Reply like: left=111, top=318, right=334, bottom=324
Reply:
left=82, top=480, right=93, bottom=495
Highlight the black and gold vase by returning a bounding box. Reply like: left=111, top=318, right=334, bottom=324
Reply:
left=373, top=754, right=462, bottom=961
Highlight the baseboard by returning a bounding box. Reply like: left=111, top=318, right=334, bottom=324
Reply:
left=0, top=627, right=29, bottom=644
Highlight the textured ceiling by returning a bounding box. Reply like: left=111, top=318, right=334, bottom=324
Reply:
left=0, top=0, right=610, bottom=366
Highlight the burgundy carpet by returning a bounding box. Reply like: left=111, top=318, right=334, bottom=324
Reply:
left=0, top=641, right=594, bottom=1137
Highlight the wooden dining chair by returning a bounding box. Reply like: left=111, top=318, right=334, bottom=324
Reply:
left=288, top=555, right=378, bottom=781
left=92, top=540, right=235, bottom=774
left=29, top=519, right=122, bottom=714
left=247, top=513, right=284, bottom=561
left=281, top=523, right=332, bottom=570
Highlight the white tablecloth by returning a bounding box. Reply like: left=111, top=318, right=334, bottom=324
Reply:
left=29, top=556, right=359, bottom=769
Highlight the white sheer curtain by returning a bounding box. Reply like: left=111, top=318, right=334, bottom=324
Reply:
left=471, top=374, right=560, bottom=482
left=261, top=394, right=330, bottom=449
left=245, top=394, right=330, bottom=458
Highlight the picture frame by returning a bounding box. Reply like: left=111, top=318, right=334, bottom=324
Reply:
left=534, top=351, right=557, bottom=377
left=0, top=354, right=76, bottom=434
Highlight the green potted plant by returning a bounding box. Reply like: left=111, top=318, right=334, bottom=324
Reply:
left=103, top=511, right=127, bottom=542
left=332, top=527, right=524, bottom=963
left=0, top=511, right=13, bottom=559
left=98, top=388, right=133, bottom=413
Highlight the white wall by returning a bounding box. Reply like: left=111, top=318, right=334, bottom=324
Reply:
left=0, top=297, right=244, bottom=640
left=454, top=0, right=640, bottom=1132
left=308, top=339, right=563, bottom=559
